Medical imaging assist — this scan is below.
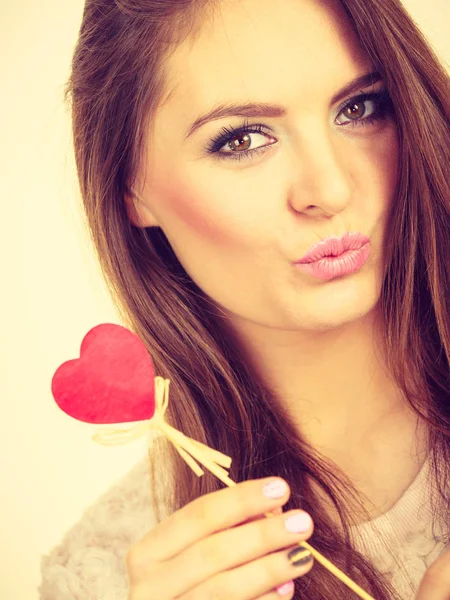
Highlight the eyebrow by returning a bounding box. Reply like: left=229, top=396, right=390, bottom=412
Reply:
left=184, top=71, right=382, bottom=140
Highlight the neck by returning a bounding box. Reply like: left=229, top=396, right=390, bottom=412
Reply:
left=232, top=308, right=411, bottom=451
left=227, top=307, right=429, bottom=526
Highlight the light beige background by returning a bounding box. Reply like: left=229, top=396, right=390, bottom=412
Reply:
left=2, top=1, right=449, bottom=598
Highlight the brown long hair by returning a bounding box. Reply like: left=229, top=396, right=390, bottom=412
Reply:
left=64, top=0, right=449, bottom=597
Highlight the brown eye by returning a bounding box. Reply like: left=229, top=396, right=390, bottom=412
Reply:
left=227, top=133, right=252, bottom=152
left=334, top=92, right=389, bottom=127
left=207, top=123, right=276, bottom=159
left=343, top=101, right=366, bottom=120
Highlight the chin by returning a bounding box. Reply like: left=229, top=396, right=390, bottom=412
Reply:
left=302, top=305, right=376, bottom=332
left=291, top=272, right=382, bottom=332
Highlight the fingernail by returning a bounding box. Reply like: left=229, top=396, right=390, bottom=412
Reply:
left=263, top=478, right=288, bottom=499
left=284, top=511, right=313, bottom=533
left=276, top=580, right=294, bottom=595
left=288, top=546, right=313, bottom=567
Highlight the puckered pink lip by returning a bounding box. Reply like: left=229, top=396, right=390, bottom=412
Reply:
left=293, top=232, right=370, bottom=264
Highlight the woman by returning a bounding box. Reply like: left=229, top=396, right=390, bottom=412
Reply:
left=39, top=0, right=449, bottom=598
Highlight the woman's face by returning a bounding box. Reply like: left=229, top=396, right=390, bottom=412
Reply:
left=131, top=0, right=399, bottom=332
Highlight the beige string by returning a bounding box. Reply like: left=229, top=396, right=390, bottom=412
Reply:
left=93, top=376, right=375, bottom=600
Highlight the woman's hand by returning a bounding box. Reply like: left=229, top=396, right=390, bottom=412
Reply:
left=415, top=547, right=450, bottom=599
left=125, top=477, right=314, bottom=599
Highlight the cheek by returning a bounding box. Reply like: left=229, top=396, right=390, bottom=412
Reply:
left=151, top=168, right=244, bottom=251
left=354, top=125, right=399, bottom=219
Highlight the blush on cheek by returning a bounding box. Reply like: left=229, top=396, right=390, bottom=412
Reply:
left=160, top=176, right=238, bottom=246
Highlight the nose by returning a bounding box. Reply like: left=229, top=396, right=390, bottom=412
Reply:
left=288, top=124, right=354, bottom=218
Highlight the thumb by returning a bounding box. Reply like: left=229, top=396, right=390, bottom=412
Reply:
left=415, top=547, right=450, bottom=599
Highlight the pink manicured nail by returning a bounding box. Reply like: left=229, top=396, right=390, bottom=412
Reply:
left=263, top=479, right=288, bottom=499
left=276, top=580, right=295, bottom=595
left=284, top=511, right=313, bottom=533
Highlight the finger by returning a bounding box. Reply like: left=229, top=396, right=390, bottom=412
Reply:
left=128, top=477, right=290, bottom=570
left=415, top=548, right=450, bottom=600
left=232, top=506, right=284, bottom=528
left=162, top=508, right=313, bottom=598
left=179, top=540, right=314, bottom=600
left=256, top=578, right=295, bottom=600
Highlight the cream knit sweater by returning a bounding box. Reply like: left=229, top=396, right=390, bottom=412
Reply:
left=350, top=456, right=448, bottom=598
left=39, top=455, right=448, bottom=599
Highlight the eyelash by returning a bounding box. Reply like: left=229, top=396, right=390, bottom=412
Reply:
left=206, top=90, right=393, bottom=162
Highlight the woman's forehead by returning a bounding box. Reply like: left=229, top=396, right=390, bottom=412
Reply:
left=157, top=0, right=371, bottom=122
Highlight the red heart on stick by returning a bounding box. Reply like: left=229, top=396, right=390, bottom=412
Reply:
left=51, top=323, right=156, bottom=424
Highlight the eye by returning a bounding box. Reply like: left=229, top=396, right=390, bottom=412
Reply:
left=219, top=130, right=270, bottom=154
left=206, top=121, right=276, bottom=160
left=335, top=90, right=392, bottom=127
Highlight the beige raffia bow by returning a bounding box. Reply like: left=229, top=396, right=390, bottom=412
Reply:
left=93, top=376, right=374, bottom=600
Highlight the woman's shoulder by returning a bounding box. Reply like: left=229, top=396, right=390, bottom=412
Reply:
left=39, top=457, right=156, bottom=600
